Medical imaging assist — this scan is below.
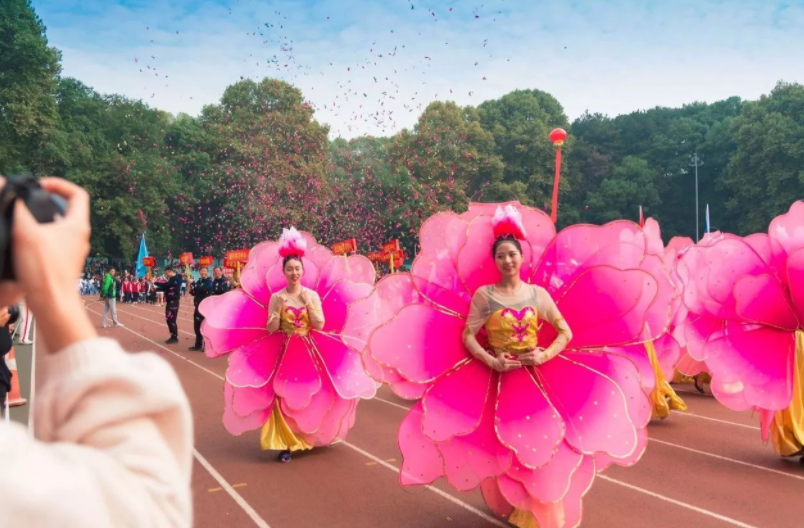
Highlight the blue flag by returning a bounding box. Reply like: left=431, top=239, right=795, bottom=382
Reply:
left=136, top=235, right=149, bottom=278
left=705, top=204, right=711, bottom=234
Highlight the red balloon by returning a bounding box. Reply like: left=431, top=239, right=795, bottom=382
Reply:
left=549, top=128, right=568, bottom=145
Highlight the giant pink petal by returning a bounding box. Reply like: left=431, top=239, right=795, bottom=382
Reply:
left=643, top=218, right=665, bottom=256
left=316, top=255, right=375, bottom=298
left=787, top=247, right=804, bottom=322
left=734, top=274, right=799, bottom=331
left=480, top=479, right=514, bottom=518
left=370, top=303, right=468, bottom=383
left=744, top=233, right=773, bottom=266
left=437, top=390, right=512, bottom=491
left=384, top=369, right=429, bottom=400
left=311, top=397, right=357, bottom=445
left=421, top=359, right=493, bottom=442
left=674, top=352, right=710, bottom=377
left=311, top=332, right=377, bottom=400
left=555, top=267, right=658, bottom=348
left=200, top=290, right=270, bottom=357
left=653, top=333, right=683, bottom=381
left=231, top=384, right=275, bottom=418
left=410, top=212, right=471, bottom=313
left=532, top=221, right=646, bottom=292
left=222, top=381, right=272, bottom=435
left=566, top=350, right=652, bottom=434
left=603, top=345, right=656, bottom=394
left=398, top=402, right=446, bottom=486
left=667, top=236, right=694, bottom=254
left=495, top=367, right=564, bottom=469
left=638, top=254, right=675, bottom=339
left=539, top=355, right=640, bottom=459
left=705, top=324, right=795, bottom=411
left=342, top=273, right=424, bottom=352
left=226, top=333, right=285, bottom=387
left=678, top=238, right=769, bottom=320
left=273, top=337, right=323, bottom=410
left=527, top=456, right=596, bottom=528
left=239, top=241, right=279, bottom=305
left=769, top=200, right=804, bottom=273
left=320, top=279, right=374, bottom=334
left=683, top=315, right=722, bottom=362
left=301, top=232, right=333, bottom=272
left=280, top=377, right=335, bottom=434
left=506, top=441, right=584, bottom=504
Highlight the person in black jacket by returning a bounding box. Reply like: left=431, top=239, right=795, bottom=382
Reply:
left=153, top=267, right=182, bottom=344
left=1, top=305, right=21, bottom=410
left=188, top=267, right=213, bottom=351
left=212, top=266, right=231, bottom=296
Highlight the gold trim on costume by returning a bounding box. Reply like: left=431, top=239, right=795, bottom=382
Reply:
left=645, top=341, right=688, bottom=419
left=770, top=330, right=804, bottom=456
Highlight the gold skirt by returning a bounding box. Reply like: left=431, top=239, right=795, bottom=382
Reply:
left=645, top=341, right=687, bottom=419
left=260, top=405, right=313, bottom=452
left=770, top=330, right=804, bottom=456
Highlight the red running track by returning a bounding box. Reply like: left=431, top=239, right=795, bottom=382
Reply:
left=39, top=297, right=803, bottom=527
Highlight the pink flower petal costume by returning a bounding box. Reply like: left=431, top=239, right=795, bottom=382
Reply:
left=200, top=227, right=378, bottom=457
left=676, top=201, right=804, bottom=458
left=357, top=203, right=653, bottom=528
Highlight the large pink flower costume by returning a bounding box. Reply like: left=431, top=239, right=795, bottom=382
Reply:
left=351, top=203, right=657, bottom=528
left=676, top=201, right=804, bottom=457
left=200, top=228, right=378, bottom=455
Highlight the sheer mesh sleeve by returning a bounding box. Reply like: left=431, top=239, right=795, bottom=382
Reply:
left=307, top=290, right=325, bottom=330
left=267, top=294, right=282, bottom=332
left=465, top=286, right=493, bottom=336
left=536, top=286, right=573, bottom=354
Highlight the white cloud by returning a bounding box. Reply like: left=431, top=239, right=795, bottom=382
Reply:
left=33, top=0, right=804, bottom=138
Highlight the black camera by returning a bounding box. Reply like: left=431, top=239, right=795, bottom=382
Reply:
left=0, top=175, right=67, bottom=281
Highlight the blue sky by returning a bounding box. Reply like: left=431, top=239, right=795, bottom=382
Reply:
left=32, top=0, right=804, bottom=138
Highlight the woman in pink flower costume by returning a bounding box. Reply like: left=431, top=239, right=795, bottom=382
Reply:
left=676, top=201, right=804, bottom=462
left=200, top=227, right=377, bottom=463
left=360, top=203, right=653, bottom=528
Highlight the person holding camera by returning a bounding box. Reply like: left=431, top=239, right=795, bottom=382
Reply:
left=0, top=176, right=193, bottom=527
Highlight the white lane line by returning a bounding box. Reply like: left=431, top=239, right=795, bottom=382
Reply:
left=85, top=307, right=224, bottom=384
left=598, top=475, right=760, bottom=528
left=342, top=440, right=509, bottom=527
left=126, top=302, right=195, bottom=323
left=113, top=306, right=197, bottom=338
left=376, top=397, right=412, bottom=411
left=671, top=410, right=760, bottom=431
left=193, top=448, right=272, bottom=528
left=86, top=305, right=506, bottom=527
left=648, top=438, right=804, bottom=482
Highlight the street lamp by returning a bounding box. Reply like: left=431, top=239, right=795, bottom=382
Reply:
left=689, top=152, right=704, bottom=242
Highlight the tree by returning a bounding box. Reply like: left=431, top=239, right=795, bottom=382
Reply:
left=0, top=0, right=62, bottom=174
left=720, top=82, right=804, bottom=234
left=198, top=79, right=330, bottom=249
left=477, top=89, right=572, bottom=209
left=584, top=156, right=661, bottom=224
left=389, top=101, right=503, bottom=212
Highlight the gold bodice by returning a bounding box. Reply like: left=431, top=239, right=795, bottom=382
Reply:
left=485, top=306, right=540, bottom=355
left=280, top=306, right=312, bottom=336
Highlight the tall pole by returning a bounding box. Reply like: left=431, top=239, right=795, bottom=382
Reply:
left=549, top=128, right=568, bottom=224
left=689, top=152, right=703, bottom=243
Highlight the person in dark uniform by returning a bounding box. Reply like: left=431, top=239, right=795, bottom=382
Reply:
left=212, top=266, right=231, bottom=296
left=188, top=267, right=213, bottom=351
left=153, top=267, right=182, bottom=344
left=1, top=305, right=21, bottom=411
